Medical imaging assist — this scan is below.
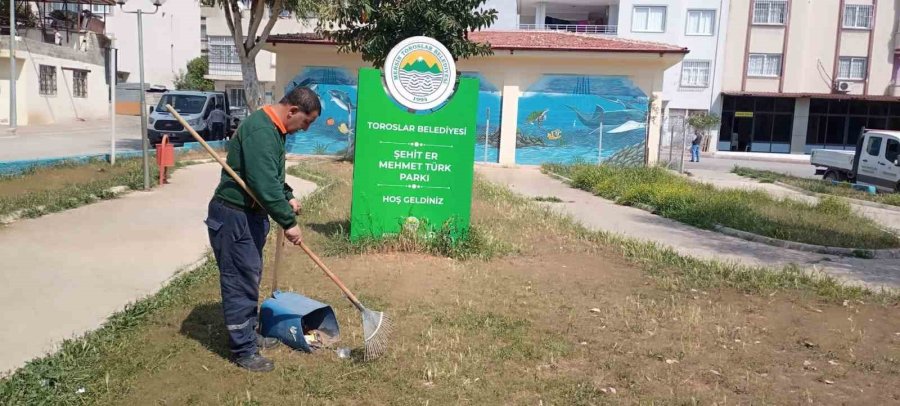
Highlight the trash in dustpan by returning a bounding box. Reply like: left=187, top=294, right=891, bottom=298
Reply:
left=259, top=291, right=340, bottom=352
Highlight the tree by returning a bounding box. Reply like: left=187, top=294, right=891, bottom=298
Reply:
left=201, top=0, right=318, bottom=111
left=1, top=0, right=38, bottom=29
left=686, top=113, right=721, bottom=152
left=174, top=56, right=215, bottom=91
left=317, top=0, right=498, bottom=67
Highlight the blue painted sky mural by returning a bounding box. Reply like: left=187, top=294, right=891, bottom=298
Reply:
left=515, top=75, right=649, bottom=166
left=461, top=72, right=501, bottom=163
left=282, top=68, right=502, bottom=162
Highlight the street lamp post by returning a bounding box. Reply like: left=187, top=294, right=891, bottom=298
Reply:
left=117, top=0, right=165, bottom=191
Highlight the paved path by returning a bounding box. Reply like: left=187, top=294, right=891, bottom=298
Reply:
left=689, top=168, right=900, bottom=233
left=477, top=165, right=900, bottom=291
left=0, top=116, right=143, bottom=162
left=0, top=163, right=316, bottom=375
left=688, top=155, right=817, bottom=179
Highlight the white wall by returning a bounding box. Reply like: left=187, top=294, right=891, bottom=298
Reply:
left=617, top=0, right=729, bottom=114
left=483, top=0, right=519, bottom=29
left=104, top=0, right=202, bottom=88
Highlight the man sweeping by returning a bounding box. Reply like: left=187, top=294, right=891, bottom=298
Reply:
left=205, top=87, right=321, bottom=372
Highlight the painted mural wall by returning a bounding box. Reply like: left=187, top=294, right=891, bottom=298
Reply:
left=282, top=67, right=501, bottom=163
left=515, top=75, right=649, bottom=166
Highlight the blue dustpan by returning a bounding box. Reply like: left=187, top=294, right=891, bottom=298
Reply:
left=259, top=290, right=341, bottom=352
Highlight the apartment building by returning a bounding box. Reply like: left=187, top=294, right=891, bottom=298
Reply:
left=497, top=0, right=729, bottom=144
left=101, top=0, right=201, bottom=88
left=716, top=0, right=899, bottom=156
left=201, top=2, right=316, bottom=114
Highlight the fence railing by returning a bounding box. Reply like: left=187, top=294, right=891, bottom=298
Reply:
left=658, top=115, right=689, bottom=173
left=518, top=24, right=618, bottom=35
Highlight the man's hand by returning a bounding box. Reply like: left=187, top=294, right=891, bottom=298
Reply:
left=284, top=226, right=302, bottom=245
left=289, top=198, right=301, bottom=214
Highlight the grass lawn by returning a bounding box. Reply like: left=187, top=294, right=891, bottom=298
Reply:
left=544, top=164, right=899, bottom=250
left=0, top=149, right=224, bottom=221
left=1, top=160, right=898, bottom=405
left=734, top=166, right=900, bottom=207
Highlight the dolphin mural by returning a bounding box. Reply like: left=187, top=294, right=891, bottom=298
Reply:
left=328, top=89, right=355, bottom=113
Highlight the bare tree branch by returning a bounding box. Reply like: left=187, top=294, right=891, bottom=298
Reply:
left=245, top=0, right=267, bottom=53
left=223, top=0, right=248, bottom=58
left=251, top=0, right=284, bottom=59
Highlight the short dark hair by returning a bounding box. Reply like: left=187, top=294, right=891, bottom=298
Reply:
left=280, top=86, right=321, bottom=115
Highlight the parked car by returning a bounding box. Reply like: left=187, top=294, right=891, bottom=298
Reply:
left=810, top=128, right=900, bottom=192
left=147, top=91, right=235, bottom=145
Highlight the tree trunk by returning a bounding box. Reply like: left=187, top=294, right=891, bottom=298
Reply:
left=240, top=56, right=263, bottom=111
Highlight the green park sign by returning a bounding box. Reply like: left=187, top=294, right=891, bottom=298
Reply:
left=350, top=37, right=478, bottom=241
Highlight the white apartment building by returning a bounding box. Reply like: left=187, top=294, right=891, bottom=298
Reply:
left=490, top=0, right=729, bottom=141
left=100, top=0, right=201, bottom=88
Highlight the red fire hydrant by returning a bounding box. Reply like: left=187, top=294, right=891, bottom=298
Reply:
left=156, top=135, right=175, bottom=185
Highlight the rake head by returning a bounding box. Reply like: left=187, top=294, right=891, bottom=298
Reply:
left=361, top=306, right=393, bottom=361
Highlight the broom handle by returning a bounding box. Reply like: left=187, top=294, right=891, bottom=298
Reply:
left=272, top=231, right=285, bottom=292
left=165, top=104, right=366, bottom=311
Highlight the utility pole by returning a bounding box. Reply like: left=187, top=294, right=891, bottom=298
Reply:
left=9, top=0, right=17, bottom=132
left=117, top=0, right=165, bottom=190
left=109, top=37, right=117, bottom=165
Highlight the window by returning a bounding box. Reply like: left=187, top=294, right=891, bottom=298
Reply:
left=73, top=70, right=87, bottom=98
left=39, top=65, right=57, bottom=96
left=201, top=17, right=208, bottom=55
left=208, top=36, right=241, bottom=75
left=686, top=10, right=715, bottom=35
left=752, top=0, right=787, bottom=25
left=228, top=87, right=247, bottom=109
left=866, top=136, right=883, bottom=156
left=838, top=57, right=867, bottom=80
left=747, top=54, right=782, bottom=77
left=632, top=6, right=666, bottom=33
left=90, top=5, right=111, bottom=15
left=843, top=5, right=873, bottom=29
left=886, top=139, right=900, bottom=163
left=680, top=61, right=711, bottom=87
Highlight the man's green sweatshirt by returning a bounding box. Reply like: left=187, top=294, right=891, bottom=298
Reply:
left=213, top=107, right=296, bottom=229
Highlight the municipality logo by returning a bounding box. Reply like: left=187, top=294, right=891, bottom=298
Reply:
left=384, top=36, right=457, bottom=111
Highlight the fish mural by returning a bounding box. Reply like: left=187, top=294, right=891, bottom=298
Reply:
left=283, top=67, right=358, bottom=158
left=516, top=74, right=649, bottom=166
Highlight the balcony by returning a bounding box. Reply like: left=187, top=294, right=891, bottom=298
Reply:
left=208, top=62, right=242, bottom=77
left=519, top=23, right=617, bottom=35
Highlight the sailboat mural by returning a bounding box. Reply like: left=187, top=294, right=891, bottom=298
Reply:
left=516, top=74, right=649, bottom=166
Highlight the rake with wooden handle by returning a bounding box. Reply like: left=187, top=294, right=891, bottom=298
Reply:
left=165, top=104, right=391, bottom=361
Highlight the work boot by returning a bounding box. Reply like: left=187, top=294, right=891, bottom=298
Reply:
left=234, top=353, right=274, bottom=372
left=256, top=333, right=281, bottom=349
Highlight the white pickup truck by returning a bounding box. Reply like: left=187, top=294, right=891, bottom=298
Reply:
left=810, top=129, right=900, bottom=192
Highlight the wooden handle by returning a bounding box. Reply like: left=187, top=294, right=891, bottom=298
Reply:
left=165, top=104, right=363, bottom=309
left=272, top=231, right=285, bottom=293
left=299, top=241, right=364, bottom=311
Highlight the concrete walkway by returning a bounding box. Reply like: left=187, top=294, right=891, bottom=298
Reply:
left=0, top=116, right=142, bottom=162
left=0, top=163, right=316, bottom=375
left=477, top=165, right=900, bottom=291
left=688, top=168, right=900, bottom=233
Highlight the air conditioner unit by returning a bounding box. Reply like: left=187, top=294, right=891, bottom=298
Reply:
left=833, top=81, right=851, bottom=93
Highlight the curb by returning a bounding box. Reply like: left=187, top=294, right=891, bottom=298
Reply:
left=543, top=170, right=574, bottom=184
left=773, top=181, right=900, bottom=213
left=0, top=185, right=131, bottom=226
left=713, top=224, right=900, bottom=259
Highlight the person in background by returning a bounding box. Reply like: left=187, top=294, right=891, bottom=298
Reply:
left=207, top=103, right=231, bottom=141
left=690, top=132, right=703, bottom=163
left=53, top=29, right=62, bottom=46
